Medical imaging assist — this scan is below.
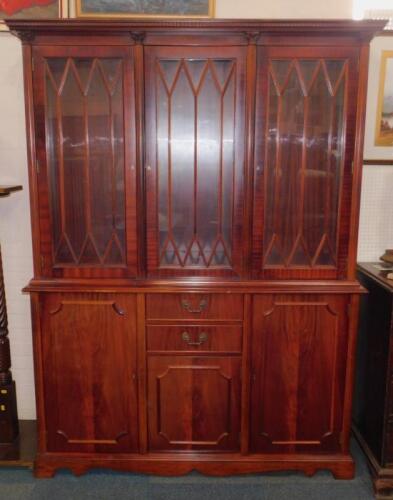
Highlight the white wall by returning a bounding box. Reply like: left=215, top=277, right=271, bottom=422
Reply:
left=358, top=165, right=393, bottom=261
left=357, top=35, right=393, bottom=262
left=0, top=33, right=35, bottom=419
left=216, top=0, right=352, bottom=18
left=0, top=1, right=390, bottom=419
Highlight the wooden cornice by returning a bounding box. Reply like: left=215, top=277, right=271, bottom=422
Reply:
left=5, top=19, right=386, bottom=42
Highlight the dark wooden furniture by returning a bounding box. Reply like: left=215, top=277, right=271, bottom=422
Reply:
left=0, top=186, right=22, bottom=443
left=0, top=246, right=18, bottom=444
left=6, top=18, right=383, bottom=479
left=354, top=263, right=393, bottom=499
left=0, top=420, right=36, bottom=465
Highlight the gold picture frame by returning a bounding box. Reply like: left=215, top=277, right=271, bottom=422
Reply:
left=75, top=0, right=215, bottom=18
left=375, top=50, right=393, bottom=147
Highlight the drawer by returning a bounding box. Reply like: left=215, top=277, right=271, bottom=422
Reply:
left=146, top=293, right=243, bottom=321
left=147, top=325, right=242, bottom=353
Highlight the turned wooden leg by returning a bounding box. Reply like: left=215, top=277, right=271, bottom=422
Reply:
left=0, top=244, right=19, bottom=442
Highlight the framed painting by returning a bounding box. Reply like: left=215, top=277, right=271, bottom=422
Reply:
left=75, top=0, right=215, bottom=18
left=0, top=0, right=62, bottom=20
left=363, top=35, right=393, bottom=165
left=375, top=51, right=393, bottom=147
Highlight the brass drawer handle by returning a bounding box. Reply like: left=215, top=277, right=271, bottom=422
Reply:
left=181, top=299, right=207, bottom=314
left=181, top=331, right=208, bottom=346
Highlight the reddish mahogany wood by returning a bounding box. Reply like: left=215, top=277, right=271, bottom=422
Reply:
left=6, top=19, right=383, bottom=479
left=33, top=451, right=355, bottom=478
left=252, top=46, right=359, bottom=280
left=347, top=45, right=370, bottom=280
left=250, top=294, right=349, bottom=454
left=146, top=293, right=244, bottom=320
left=24, top=278, right=366, bottom=294
left=40, top=293, right=138, bottom=453
left=32, top=45, right=138, bottom=278
left=147, top=355, right=241, bottom=452
left=144, top=45, right=247, bottom=278
left=6, top=18, right=384, bottom=38
left=146, top=324, right=242, bottom=353
left=136, top=293, right=148, bottom=454
left=240, top=294, right=252, bottom=455
left=22, top=43, right=42, bottom=278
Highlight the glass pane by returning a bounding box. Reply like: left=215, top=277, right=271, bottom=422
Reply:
left=322, top=75, right=345, bottom=265
left=157, top=74, right=170, bottom=258
left=264, top=67, right=305, bottom=266
left=196, top=64, right=221, bottom=266
left=88, top=62, right=112, bottom=258
left=167, top=65, right=195, bottom=266
left=325, top=60, right=345, bottom=89
left=187, top=60, right=207, bottom=88
left=271, top=60, right=291, bottom=88
left=157, top=58, right=236, bottom=269
left=159, top=60, right=180, bottom=89
left=45, top=57, right=126, bottom=267
left=263, top=58, right=346, bottom=269
left=304, top=68, right=333, bottom=265
left=264, top=76, right=281, bottom=266
left=46, top=68, right=62, bottom=256
left=222, top=72, right=235, bottom=261
left=61, top=65, right=87, bottom=260
left=112, top=76, right=126, bottom=252
left=298, top=60, right=318, bottom=91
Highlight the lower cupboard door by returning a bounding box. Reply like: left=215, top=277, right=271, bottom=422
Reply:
left=250, top=294, right=349, bottom=454
left=40, top=293, right=138, bottom=453
left=147, top=356, right=241, bottom=452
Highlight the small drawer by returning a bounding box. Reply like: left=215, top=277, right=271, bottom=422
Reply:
left=147, top=325, right=242, bottom=353
left=146, top=293, right=243, bottom=321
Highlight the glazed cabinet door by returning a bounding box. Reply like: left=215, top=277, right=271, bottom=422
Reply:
left=252, top=47, right=359, bottom=279
left=39, top=293, right=138, bottom=453
left=147, top=356, right=241, bottom=452
left=32, top=46, right=137, bottom=278
left=250, top=294, right=349, bottom=453
left=145, top=46, right=247, bottom=277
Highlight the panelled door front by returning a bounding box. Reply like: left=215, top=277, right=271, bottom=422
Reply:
left=40, top=293, right=138, bottom=453
left=147, top=356, right=241, bottom=452
left=33, top=46, right=138, bottom=278
left=250, top=294, right=349, bottom=453
left=252, top=46, right=359, bottom=279
left=145, top=46, right=247, bottom=278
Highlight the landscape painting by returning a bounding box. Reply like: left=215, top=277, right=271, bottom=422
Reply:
left=76, top=0, right=214, bottom=18
left=376, top=51, right=393, bottom=147
left=0, top=0, right=59, bottom=19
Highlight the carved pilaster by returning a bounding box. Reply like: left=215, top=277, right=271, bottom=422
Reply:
left=130, top=32, right=146, bottom=44
left=0, top=245, right=19, bottom=442
left=245, top=31, right=260, bottom=45
left=0, top=245, right=11, bottom=386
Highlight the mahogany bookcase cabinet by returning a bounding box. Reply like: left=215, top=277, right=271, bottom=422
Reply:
left=7, top=18, right=383, bottom=479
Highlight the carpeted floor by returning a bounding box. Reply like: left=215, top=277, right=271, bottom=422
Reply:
left=0, top=440, right=374, bottom=500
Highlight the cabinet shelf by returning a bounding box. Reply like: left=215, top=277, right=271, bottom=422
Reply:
left=0, top=185, right=22, bottom=198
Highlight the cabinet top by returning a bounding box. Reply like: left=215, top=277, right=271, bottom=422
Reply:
left=358, top=263, right=393, bottom=292
left=6, top=18, right=386, bottom=42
